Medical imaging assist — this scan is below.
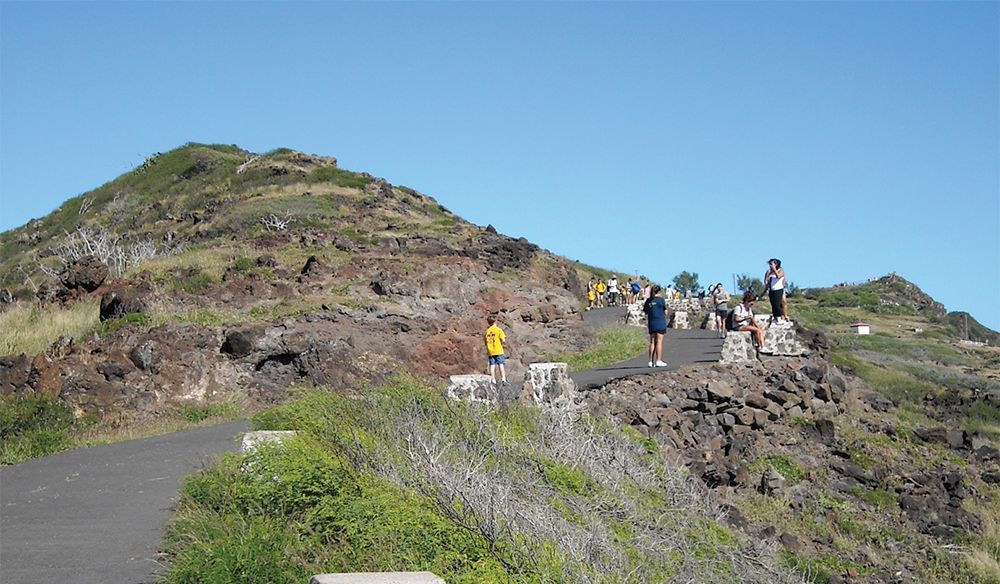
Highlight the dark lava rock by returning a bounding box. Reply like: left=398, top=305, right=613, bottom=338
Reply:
left=99, top=284, right=151, bottom=321
left=256, top=255, right=278, bottom=267
left=221, top=329, right=261, bottom=358
left=0, top=288, right=13, bottom=304
left=60, top=255, right=109, bottom=292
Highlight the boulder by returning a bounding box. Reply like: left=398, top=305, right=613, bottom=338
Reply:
left=99, top=284, right=152, bottom=321
left=720, top=332, right=755, bottom=364
left=0, top=288, right=13, bottom=304
left=60, top=255, right=109, bottom=292
left=760, top=467, right=786, bottom=493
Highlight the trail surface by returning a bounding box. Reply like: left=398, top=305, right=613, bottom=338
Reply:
left=0, top=306, right=719, bottom=584
left=0, top=421, right=248, bottom=584
left=571, top=306, right=724, bottom=389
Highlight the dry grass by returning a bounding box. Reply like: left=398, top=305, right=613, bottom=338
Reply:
left=0, top=300, right=101, bottom=356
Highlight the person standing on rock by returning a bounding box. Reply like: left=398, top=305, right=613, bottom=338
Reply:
left=764, top=258, right=788, bottom=323
left=731, top=291, right=765, bottom=347
left=484, top=314, right=508, bottom=386
left=709, top=283, right=731, bottom=339
left=643, top=285, right=668, bottom=368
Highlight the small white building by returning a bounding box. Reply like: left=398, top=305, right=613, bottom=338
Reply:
left=850, top=322, right=871, bottom=335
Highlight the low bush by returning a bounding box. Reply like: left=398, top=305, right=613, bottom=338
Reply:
left=163, top=377, right=804, bottom=583
left=0, top=394, right=77, bottom=464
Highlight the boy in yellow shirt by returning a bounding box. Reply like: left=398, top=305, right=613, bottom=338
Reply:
left=484, top=314, right=508, bottom=386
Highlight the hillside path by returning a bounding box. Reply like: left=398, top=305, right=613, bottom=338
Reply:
left=570, top=306, right=724, bottom=389
left=0, top=421, right=248, bottom=584
left=0, top=307, right=719, bottom=584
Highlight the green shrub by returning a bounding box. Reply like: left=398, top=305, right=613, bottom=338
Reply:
left=0, top=394, right=76, bottom=464
left=307, top=166, right=371, bottom=189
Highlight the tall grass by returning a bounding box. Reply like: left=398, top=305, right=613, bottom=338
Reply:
left=0, top=300, right=100, bottom=356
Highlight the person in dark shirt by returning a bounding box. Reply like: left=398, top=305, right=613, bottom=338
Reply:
left=643, top=285, right=668, bottom=367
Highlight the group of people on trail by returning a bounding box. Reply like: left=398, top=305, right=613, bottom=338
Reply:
left=643, top=258, right=790, bottom=366
left=489, top=258, right=789, bottom=382
left=708, top=258, right=789, bottom=345
left=587, top=275, right=645, bottom=309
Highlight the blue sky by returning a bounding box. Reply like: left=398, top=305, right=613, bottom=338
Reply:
left=1, top=2, right=998, bottom=328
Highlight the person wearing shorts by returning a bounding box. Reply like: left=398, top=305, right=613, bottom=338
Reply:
left=709, top=283, right=730, bottom=339
left=730, top=291, right=765, bottom=347
left=643, top=285, right=668, bottom=367
left=484, top=314, right=508, bottom=386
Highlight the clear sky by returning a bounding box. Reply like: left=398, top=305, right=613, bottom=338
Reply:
left=2, top=2, right=998, bottom=328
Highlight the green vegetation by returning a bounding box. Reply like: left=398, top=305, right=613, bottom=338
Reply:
left=163, top=377, right=800, bottom=583
left=0, top=393, right=245, bottom=465
left=749, top=455, right=807, bottom=485
left=307, top=166, right=371, bottom=189
left=549, top=325, right=648, bottom=371
left=0, top=394, right=78, bottom=464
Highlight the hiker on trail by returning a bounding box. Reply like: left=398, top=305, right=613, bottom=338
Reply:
left=709, top=283, right=730, bottom=339
left=587, top=279, right=596, bottom=310
left=630, top=276, right=642, bottom=305
left=643, top=285, right=668, bottom=368
left=729, top=291, right=765, bottom=347
left=764, top=258, right=788, bottom=323
left=643, top=283, right=651, bottom=301
left=607, top=275, right=619, bottom=306
left=595, top=279, right=607, bottom=307
left=484, top=314, right=508, bottom=386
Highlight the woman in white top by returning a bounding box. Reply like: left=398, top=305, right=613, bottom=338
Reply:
left=730, top=291, right=765, bottom=347
left=764, top=258, right=787, bottom=323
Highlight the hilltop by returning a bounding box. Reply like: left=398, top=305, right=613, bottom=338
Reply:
left=0, top=143, right=611, bottom=419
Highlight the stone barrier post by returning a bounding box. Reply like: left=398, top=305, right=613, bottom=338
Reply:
left=311, top=572, right=445, bottom=584
left=446, top=374, right=497, bottom=404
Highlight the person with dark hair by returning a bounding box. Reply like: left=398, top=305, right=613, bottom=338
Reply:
left=764, top=258, right=787, bottom=323
left=730, top=291, right=765, bottom=346
left=643, top=285, right=668, bottom=367
left=709, top=282, right=730, bottom=339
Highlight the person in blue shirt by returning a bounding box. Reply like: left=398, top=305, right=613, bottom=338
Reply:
left=643, top=285, right=668, bottom=367
left=629, top=276, right=642, bottom=305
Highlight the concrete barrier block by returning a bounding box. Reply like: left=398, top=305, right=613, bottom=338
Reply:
left=720, top=332, right=755, bottom=364
left=670, top=311, right=690, bottom=329
left=311, top=572, right=446, bottom=584
left=521, top=362, right=575, bottom=406
left=446, top=374, right=496, bottom=404
left=759, top=319, right=808, bottom=356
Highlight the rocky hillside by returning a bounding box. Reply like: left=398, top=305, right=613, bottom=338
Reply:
left=0, top=143, right=606, bottom=419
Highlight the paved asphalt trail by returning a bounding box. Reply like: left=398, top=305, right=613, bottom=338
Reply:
left=571, top=306, right=724, bottom=389
left=0, top=306, right=717, bottom=583
left=0, top=420, right=248, bottom=584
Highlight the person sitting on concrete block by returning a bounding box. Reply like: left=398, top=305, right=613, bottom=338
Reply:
left=728, top=291, right=765, bottom=347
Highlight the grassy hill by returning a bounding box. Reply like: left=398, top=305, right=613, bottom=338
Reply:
left=2, top=143, right=998, bottom=583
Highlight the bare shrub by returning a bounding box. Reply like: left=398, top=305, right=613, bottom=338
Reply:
left=39, top=226, right=172, bottom=277
left=260, top=211, right=295, bottom=232
left=325, top=387, right=806, bottom=583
